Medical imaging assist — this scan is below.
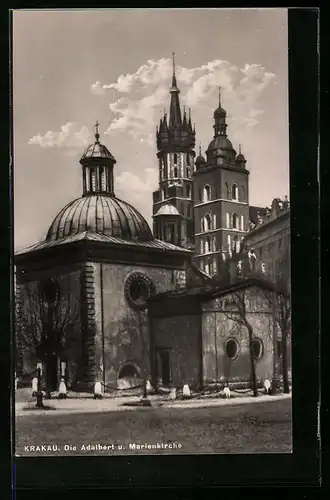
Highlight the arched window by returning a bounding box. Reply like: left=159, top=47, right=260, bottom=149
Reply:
left=212, top=236, right=217, bottom=252
left=226, top=213, right=230, bottom=228
left=240, top=215, right=244, bottom=231
left=232, top=213, right=239, bottom=229
left=200, top=260, right=205, bottom=271
left=225, top=182, right=229, bottom=198
left=232, top=183, right=238, bottom=200
left=174, top=153, right=178, bottom=164
left=212, top=257, right=217, bottom=275
left=186, top=153, right=190, bottom=165
left=186, top=184, right=192, bottom=198
left=234, top=235, right=240, bottom=253
left=161, top=189, right=165, bottom=201
left=205, top=263, right=210, bottom=275
left=200, top=238, right=204, bottom=254
left=201, top=218, right=204, bottom=232
left=204, top=214, right=212, bottom=232
left=100, top=166, right=106, bottom=191
left=173, top=166, right=178, bottom=177
left=205, top=237, right=211, bottom=254
left=203, top=185, right=211, bottom=203
left=213, top=214, right=217, bottom=229
left=225, top=338, right=239, bottom=360
left=90, top=167, right=96, bottom=191
left=252, top=339, right=263, bottom=360
left=186, top=166, right=190, bottom=178
left=227, top=234, right=231, bottom=250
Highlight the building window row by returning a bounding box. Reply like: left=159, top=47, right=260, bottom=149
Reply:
left=226, top=213, right=244, bottom=231
left=198, top=183, right=245, bottom=204
left=201, top=213, right=217, bottom=232
left=200, top=235, right=217, bottom=255
left=227, top=234, right=244, bottom=253
left=225, top=337, right=263, bottom=361
left=200, top=257, right=217, bottom=276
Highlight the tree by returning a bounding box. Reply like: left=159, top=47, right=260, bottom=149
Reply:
left=222, top=289, right=259, bottom=397
left=273, top=253, right=291, bottom=394
left=15, top=277, right=80, bottom=398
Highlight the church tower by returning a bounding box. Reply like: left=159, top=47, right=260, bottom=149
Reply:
left=152, top=53, right=196, bottom=248
left=193, top=88, right=250, bottom=276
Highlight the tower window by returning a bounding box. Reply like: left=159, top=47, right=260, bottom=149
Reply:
left=241, top=185, right=245, bottom=202
left=212, top=236, right=217, bottom=252
left=200, top=218, right=204, bottom=232
left=186, top=184, right=192, bottom=198
left=240, top=215, right=244, bottom=231
left=180, top=203, right=184, bottom=217
left=232, top=213, right=239, bottom=229
left=213, top=214, right=217, bottom=229
left=200, top=238, right=204, bottom=254
left=204, top=214, right=212, bottom=232
left=186, top=153, right=189, bottom=165
left=234, top=235, right=240, bottom=253
left=174, top=153, right=178, bottom=164
left=212, top=257, right=217, bottom=275
left=200, top=260, right=205, bottom=271
left=100, top=167, right=106, bottom=191
left=174, top=166, right=178, bottom=177
left=232, top=184, right=238, bottom=201
left=205, top=236, right=211, bottom=254
left=226, top=213, right=230, bottom=228
left=205, top=263, right=210, bottom=275
left=227, top=234, right=231, bottom=250
left=203, top=185, right=211, bottom=203
left=186, top=166, right=190, bottom=178
left=90, top=168, right=96, bottom=191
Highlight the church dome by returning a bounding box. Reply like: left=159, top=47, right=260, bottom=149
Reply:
left=81, top=141, right=116, bottom=162
left=213, top=105, right=226, bottom=118
left=207, top=135, right=234, bottom=152
left=46, top=195, right=153, bottom=242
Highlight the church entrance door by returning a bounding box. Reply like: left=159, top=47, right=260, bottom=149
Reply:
left=156, top=349, right=171, bottom=386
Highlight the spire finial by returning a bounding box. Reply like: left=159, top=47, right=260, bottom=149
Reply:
left=218, top=86, right=221, bottom=107
left=199, top=142, right=202, bottom=156
left=172, top=51, right=176, bottom=76
left=239, top=143, right=242, bottom=154
left=95, top=121, right=100, bottom=142
left=189, top=108, right=191, bottom=120
left=183, top=104, right=186, bottom=115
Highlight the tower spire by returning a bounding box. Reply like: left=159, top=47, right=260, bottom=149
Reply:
left=239, top=144, right=242, bottom=154
left=199, top=142, right=202, bottom=156
left=169, top=52, right=182, bottom=127
left=218, top=86, right=221, bottom=107
left=95, top=121, right=100, bottom=143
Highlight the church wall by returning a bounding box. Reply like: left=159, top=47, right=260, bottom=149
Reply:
left=150, top=314, right=201, bottom=388
left=92, top=262, right=186, bottom=388
left=201, top=288, right=274, bottom=387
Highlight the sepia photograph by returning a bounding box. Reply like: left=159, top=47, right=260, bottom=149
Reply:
left=13, top=8, right=292, bottom=457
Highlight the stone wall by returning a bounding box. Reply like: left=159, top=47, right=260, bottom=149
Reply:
left=92, top=263, right=186, bottom=388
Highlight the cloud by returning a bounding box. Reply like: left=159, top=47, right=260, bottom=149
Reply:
left=92, top=57, right=276, bottom=145
left=115, top=167, right=158, bottom=198
left=28, top=122, right=91, bottom=149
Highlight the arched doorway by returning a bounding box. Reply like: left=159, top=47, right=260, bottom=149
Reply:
left=117, top=362, right=141, bottom=390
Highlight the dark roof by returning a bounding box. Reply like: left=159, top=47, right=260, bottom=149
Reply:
left=80, top=141, right=116, bottom=162
left=249, top=205, right=267, bottom=225
left=148, top=277, right=275, bottom=303
left=16, top=231, right=192, bottom=257
left=46, top=195, right=153, bottom=242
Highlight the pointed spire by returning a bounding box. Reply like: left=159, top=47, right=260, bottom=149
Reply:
left=95, top=121, right=100, bottom=143
left=239, top=144, right=242, bottom=154
left=170, top=52, right=179, bottom=92
left=218, top=86, right=222, bottom=107
left=169, top=52, right=182, bottom=127
left=199, top=142, right=202, bottom=156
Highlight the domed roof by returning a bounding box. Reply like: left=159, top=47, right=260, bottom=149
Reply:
left=46, top=195, right=153, bottom=242
left=207, top=135, right=234, bottom=151
left=214, top=105, right=226, bottom=118
left=81, top=141, right=116, bottom=162
left=196, top=154, right=206, bottom=165
left=154, top=203, right=181, bottom=217
left=236, top=153, right=246, bottom=162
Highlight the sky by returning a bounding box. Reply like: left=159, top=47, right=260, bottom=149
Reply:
left=13, top=8, right=289, bottom=252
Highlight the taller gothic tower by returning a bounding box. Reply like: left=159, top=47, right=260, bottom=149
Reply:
left=193, top=88, right=250, bottom=276
left=152, top=53, right=196, bottom=248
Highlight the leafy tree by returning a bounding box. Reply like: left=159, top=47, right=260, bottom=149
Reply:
left=15, top=277, right=79, bottom=397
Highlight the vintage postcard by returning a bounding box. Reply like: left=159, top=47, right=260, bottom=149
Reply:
left=13, top=8, right=292, bottom=457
